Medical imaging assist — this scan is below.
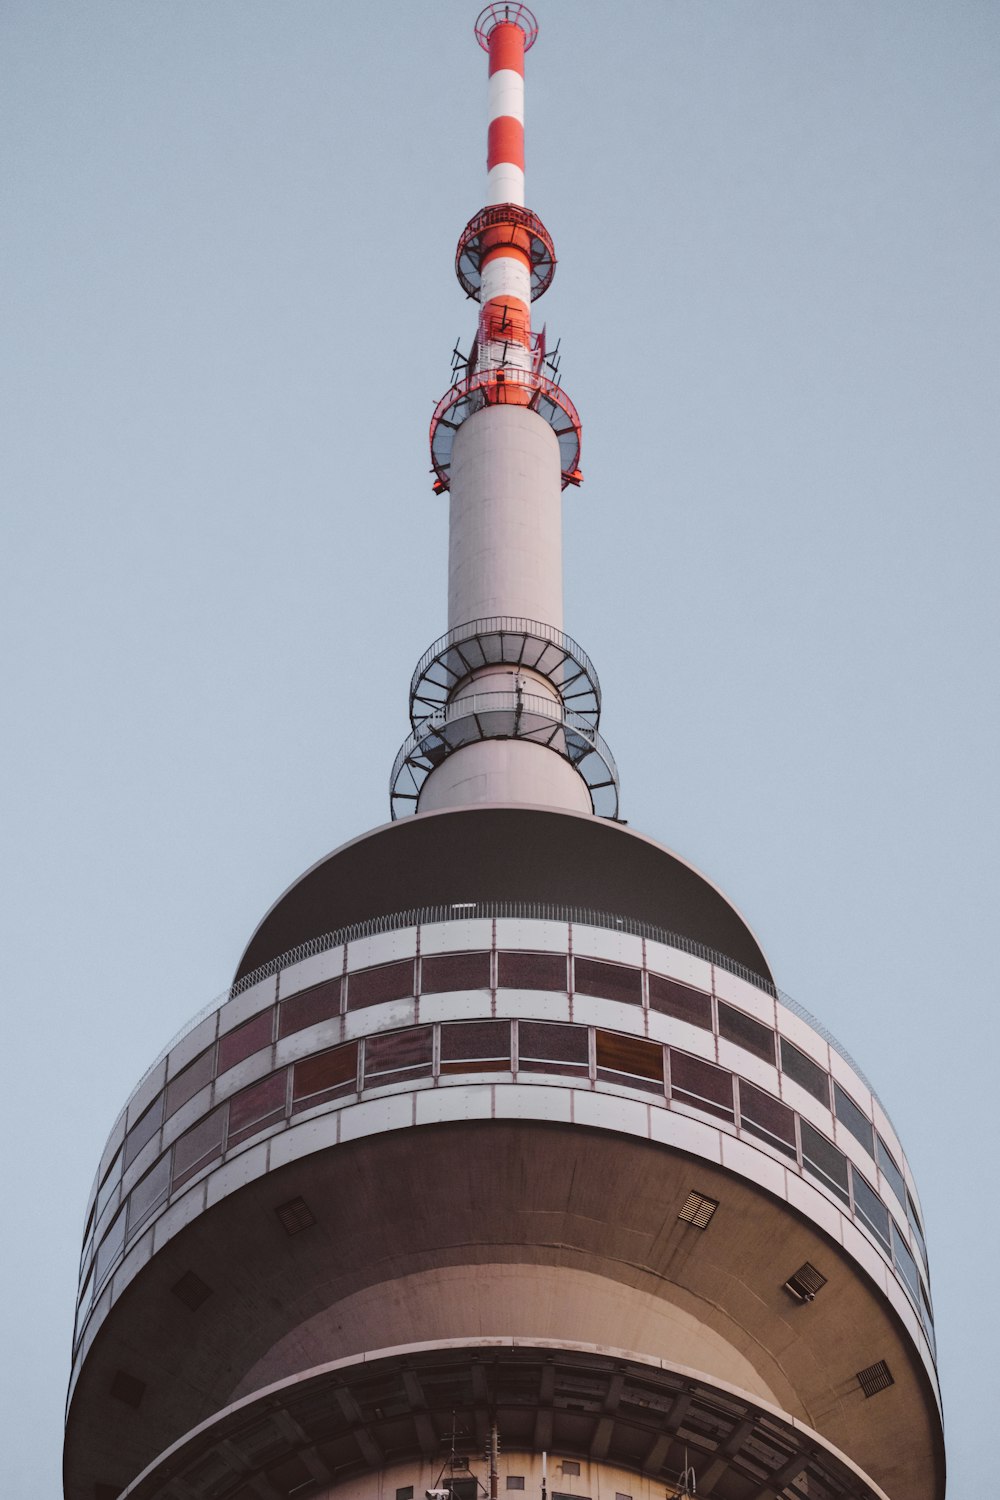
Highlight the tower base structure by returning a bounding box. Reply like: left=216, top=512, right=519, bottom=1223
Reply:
left=65, top=807, right=944, bottom=1500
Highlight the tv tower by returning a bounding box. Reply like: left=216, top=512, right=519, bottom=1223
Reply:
left=64, top=9, right=945, bottom=1500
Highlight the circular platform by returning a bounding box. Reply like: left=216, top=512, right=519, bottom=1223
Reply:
left=389, top=689, right=618, bottom=819
left=430, top=368, right=582, bottom=492
left=409, top=616, right=601, bottom=729
left=456, top=203, right=556, bottom=301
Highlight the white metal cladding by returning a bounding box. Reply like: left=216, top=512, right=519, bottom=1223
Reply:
left=74, top=918, right=936, bottom=1401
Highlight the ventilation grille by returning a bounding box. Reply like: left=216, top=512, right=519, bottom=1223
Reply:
left=857, top=1359, right=894, bottom=1398
left=171, top=1270, right=213, bottom=1311
left=275, top=1196, right=317, bottom=1235
left=109, top=1370, right=145, bottom=1409
left=678, top=1190, right=719, bottom=1229
left=783, top=1262, right=827, bottom=1303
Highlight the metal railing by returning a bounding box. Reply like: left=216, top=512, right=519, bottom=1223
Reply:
left=389, top=690, right=620, bottom=820
left=410, top=615, right=601, bottom=720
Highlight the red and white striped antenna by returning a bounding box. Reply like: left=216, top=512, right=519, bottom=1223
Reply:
left=429, top=4, right=582, bottom=494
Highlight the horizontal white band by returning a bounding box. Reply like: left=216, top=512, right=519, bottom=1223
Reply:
left=481, top=254, right=532, bottom=306
left=488, top=69, right=524, bottom=125
left=486, top=162, right=525, bottom=207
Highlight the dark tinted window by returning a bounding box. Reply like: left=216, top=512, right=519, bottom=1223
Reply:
left=852, top=1167, right=890, bottom=1249
left=217, top=1009, right=274, bottom=1074
left=518, top=1020, right=589, bottom=1075
left=780, top=1038, right=830, bottom=1106
left=127, top=1155, right=171, bottom=1238
left=441, top=1020, right=511, bottom=1072
left=595, top=1030, right=664, bottom=1091
left=124, top=1094, right=164, bottom=1168
left=421, top=951, right=491, bottom=994
left=172, top=1107, right=226, bottom=1190
left=228, top=1070, right=288, bottom=1146
left=497, top=950, right=567, bottom=991
left=347, top=960, right=414, bottom=1010
left=292, top=1042, right=358, bottom=1111
left=165, top=1048, right=214, bottom=1119
left=279, top=979, right=342, bottom=1037
left=800, top=1120, right=849, bottom=1204
left=834, top=1082, right=874, bottom=1155
left=647, top=974, right=711, bottom=1029
left=891, top=1218, right=920, bottom=1300
left=718, top=1003, right=775, bottom=1064
left=670, top=1053, right=734, bottom=1120
left=738, top=1080, right=796, bottom=1157
left=876, top=1133, right=906, bottom=1206
left=574, top=957, right=642, bottom=1006
left=364, top=1027, right=433, bottom=1085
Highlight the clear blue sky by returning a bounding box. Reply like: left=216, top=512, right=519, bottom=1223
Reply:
left=3, top=2, right=997, bottom=1493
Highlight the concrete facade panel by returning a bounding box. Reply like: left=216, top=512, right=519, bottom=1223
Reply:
left=828, top=1046, right=875, bottom=1119
left=780, top=1076, right=835, bottom=1135
left=338, top=1092, right=415, bottom=1143
left=165, top=1011, right=218, bottom=1079
left=151, top=1182, right=206, bottom=1253
left=267, top=1113, right=341, bottom=1170
left=646, top=1010, right=716, bottom=1058
left=494, top=917, right=571, bottom=952
left=493, top=1083, right=572, bottom=1121
left=126, top=1060, right=166, bottom=1129
left=720, top=1135, right=788, bottom=1199
left=343, top=998, right=417, bottom=1039
left=205, top=1142, right=271, bottom=1208
left=110, top=1229, right=153, bottom=1302
left=713, top=968, right=776, bottom=1024
left=218, top=974, right=277, bottom=1033
left=415, top=1085, right=493, bottom=1125
left=571, top=926, right=645, bottom=968
left=419, top=918, right=493, bottom=954
left=646, top=941, right=714, bottom=994
left=417, top=992, right=492, bottom=1024
left=346, top=926, right=419, bottom=971
left=775, top=1004, right=830, bottom=1067
left=718, top=1039, right=779, bottom=1094
left=495, top=989, right=570, bottom=1020
left=277, top=949, right=342, bottom=1001
left=648, top=1106, right=724, bottom=1163
left=785, top=1172, right=844, bottom=1242
left=571, top=1090, right=649, bottom=1139
left=275, top=1019, right=345, bottom=1066
left=569, top=994, right=645, bottom=1035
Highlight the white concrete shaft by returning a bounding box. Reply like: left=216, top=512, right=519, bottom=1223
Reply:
left=451, top=666, right=560, bottom=704
left=417, top=739, right=592, bottom=814
left=448, top=403, right=563, bottom=629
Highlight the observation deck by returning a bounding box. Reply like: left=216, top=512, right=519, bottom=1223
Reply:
left=65, top=810, right=942, bottom=1500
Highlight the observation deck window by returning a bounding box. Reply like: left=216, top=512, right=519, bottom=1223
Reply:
left=497, top=949, right=567, bottom=991
left=834, top=1082, right=874, bottom=1155
left=440, top=1019, right=511, bottom=1073
left=165, top=1047, right=214, bottom=1119
left=670, top=1053, right=735, bottom=1121
left=124, top=1094, right=163, bottom=1169
left=217, top=1009, right=274, bottom=1075
left=876, top=1133, right=907, bottom=1207
left=851, top=1166, right=891, bottom=1251
left=364, top=1027, right=433, bottom=1087
left=907, top=1190, right=928, bottom=1269
left=346, top=960, right=414, bottom=1011
left=737, top=1080, right=796, bottom=1158
left=892, top=1218, right=920, bottom=1301
left=94, top=1205, right=126, bottom=1287
left=517, top=1020, right=589, bottom=1076
left=800, top=1120, right=850, bottom=1206
left=171, top=1107, right=225, bottom=1190
left=292, top=1042, right=358, bottom=1113
left=647, top=973, right=712, bottom=1030
left=595, top=1029, right=664, bottom=1091
left=279, top=978, right=342, bottom=1037
left=126, top=1155, right=170, bottom=1239
left=228, top=1071, right=288, bottom=1146
left=421, top=951, right=491, bottom=995
left=718, top=1002, right=776, bottom=1065
left=575, top=956, right=643, bottom=1007
left=780, top=1038, right=830, bottom=1107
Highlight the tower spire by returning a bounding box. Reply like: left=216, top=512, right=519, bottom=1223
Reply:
left=391, top=5, right=617, bottom=821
